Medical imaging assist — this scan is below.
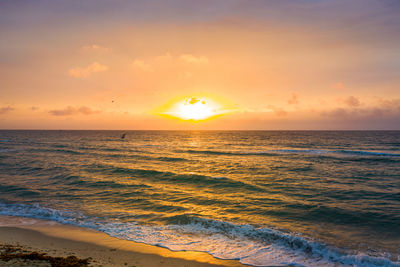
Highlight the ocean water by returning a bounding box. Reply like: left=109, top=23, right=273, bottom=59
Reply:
left=0, top=130, right=399, bottom=267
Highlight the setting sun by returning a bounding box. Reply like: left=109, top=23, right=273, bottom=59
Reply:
left=172, top=97, right=224, bottom=121
left=174, top=98, right=214, bottom=120
left=154, top=95, right=235, bottom=122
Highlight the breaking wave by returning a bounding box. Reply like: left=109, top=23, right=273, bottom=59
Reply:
left=0, top=203, right=398, bottom=267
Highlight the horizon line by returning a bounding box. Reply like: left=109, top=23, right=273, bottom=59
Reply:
left=1, top=129, right=400, bottom=131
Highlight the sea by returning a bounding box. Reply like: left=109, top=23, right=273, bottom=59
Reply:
left=0, top=130, right=399, bottom=266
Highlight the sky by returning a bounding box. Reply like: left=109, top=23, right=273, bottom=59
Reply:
left=1, top=0, right=400, bottom=130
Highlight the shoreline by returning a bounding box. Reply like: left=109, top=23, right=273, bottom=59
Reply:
left=0, top=215, right=246, bottom=267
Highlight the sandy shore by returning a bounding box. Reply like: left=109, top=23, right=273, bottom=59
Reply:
left=0, top=215, right=246, bottom=267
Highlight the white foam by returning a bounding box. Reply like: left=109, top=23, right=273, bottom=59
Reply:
left=0, top=203, right=399, bottom=267
left=211, top=176, right=227, bottom=179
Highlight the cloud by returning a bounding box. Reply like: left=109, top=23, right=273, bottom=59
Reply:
left=68, top=62, right=108, bottom=78
left=132, top=60, right=152, bottom=72
left=343, top=96, right=361, bottom=107
left=287, top=93, right=299, bottom=105
left=266, top=105, right=287, bottom=117
left=377, top=98, right=400, bottom=110
left=131, top=53, right=171, bottom=72
left=322, top=108, right=349, bottom=118
left=77, top=106, right=97, bottom=115
left=81, top=44, right=110, bottom=53
left=331, top=82, right=346, bottom=90
left=179, top=54, right=209, bottom=64
left=132, top=53, right=209, bottom=73
left=321, top=98, right=400, bottom=120
left=49, top=106, right=100, bottom=116
left=0, top=106, right=14, bottom=115
left=274, top=108, right=287, bottom=117
left=154, top=52, right=173, bottom=61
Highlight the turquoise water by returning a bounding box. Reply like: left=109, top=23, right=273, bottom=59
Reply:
left=0, top=130, right=399, bottom=266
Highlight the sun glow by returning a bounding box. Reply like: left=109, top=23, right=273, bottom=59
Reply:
left=175, top=98, right=215, bottom=120
left=155, top=95, right=234, bottom=122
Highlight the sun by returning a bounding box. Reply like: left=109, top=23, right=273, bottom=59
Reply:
left=175, top=97, right=215, bottom=120
left=154, top=95, right=234, bottom=122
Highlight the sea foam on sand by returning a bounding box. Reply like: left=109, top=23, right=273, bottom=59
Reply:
left=0, top=215, right=243, bottom=267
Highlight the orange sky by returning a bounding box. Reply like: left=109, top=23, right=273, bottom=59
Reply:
left=1, top=0, right=400, bottom=129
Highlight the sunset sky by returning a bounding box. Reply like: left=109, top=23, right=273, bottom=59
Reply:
left=1, top=0, right=399, bottom=130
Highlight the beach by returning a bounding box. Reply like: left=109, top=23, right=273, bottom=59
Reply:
left=0, top=215, right=244, bottom=267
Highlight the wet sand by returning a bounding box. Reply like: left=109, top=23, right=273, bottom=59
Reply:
left=0, top=215, right=246, bottom=267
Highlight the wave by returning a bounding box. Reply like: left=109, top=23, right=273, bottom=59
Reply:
left=86, top=164, right=262, bottom=191
left=91, top=153, right=188, bottom=163
left=182, top=149, right=240, bottom=155
left=0, top=185, right=40, bottom=197
left=334, top=150, right=400, bottom=157
left=28, top=147, right=189, bottom=163
left=0, top=148, right=22, bottom=153
left=65, top=179, right=147, bottom=189
left=15, top=143, right=400, bottom=159
left=156, top=156, right=188, bottom=162
left=29, top=148, right=84, bottom=155
left=179, top=148, right=400, bottom=158
left=0, top=203, right=398, bottom=267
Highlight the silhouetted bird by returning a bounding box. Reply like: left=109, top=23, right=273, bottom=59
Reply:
left=121, top=133, right=126, bottom=139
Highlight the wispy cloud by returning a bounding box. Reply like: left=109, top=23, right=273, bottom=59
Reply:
left=68, top=62, right=108, bottom=78
left=179, top=54, right=209, bottom=64
left=321, top=97, right=400, bottom=119
left=132, top=60, right=152, bottom=72
left=343, top=96, right=361, bottom=107
left=132, top=53, right=209, bottom=72
left=266, top=105, right=288, bottom=117
left=81, top=44, right=110, bottom=53
left=331, top=82, right=346, bottom=90
left=287, top=93, right=299, bottom=105
left=0, top=106, right=14, bottom=115
left=49, top=106, right=100, bottom=116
